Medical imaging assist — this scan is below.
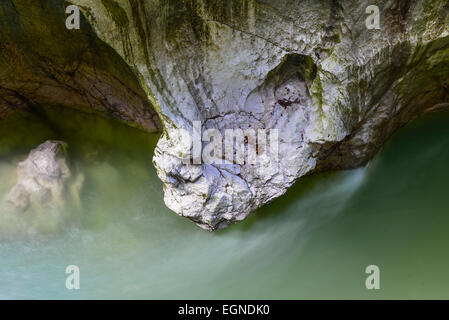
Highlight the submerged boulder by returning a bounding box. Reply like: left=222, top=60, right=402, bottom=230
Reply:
left=6, top=140, right=71, bottom=212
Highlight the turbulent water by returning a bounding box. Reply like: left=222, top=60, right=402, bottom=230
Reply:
left=0, top=107, right=449, bottom=299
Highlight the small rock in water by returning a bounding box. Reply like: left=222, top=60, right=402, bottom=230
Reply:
left=6, top=140, right=71, bottom=212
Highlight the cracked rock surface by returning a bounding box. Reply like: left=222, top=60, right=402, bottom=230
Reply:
left=0, top=0, right=161, bottom=131
left=67, top=1, right=449, bottom=229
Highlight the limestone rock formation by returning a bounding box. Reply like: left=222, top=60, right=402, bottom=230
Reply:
left=1, top=0, right=447, bottom=230
left=70, top=0, right=449, bottom=230
left=6, top=140, right=71, bottom=212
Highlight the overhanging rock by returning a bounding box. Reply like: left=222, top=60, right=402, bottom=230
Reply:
left=73, top=0, right=449, bottom=230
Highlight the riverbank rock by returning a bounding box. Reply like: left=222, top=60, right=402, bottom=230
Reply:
left=6, top=141, right=71, bottom=212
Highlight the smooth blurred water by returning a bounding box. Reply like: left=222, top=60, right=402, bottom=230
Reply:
left=1, top=107, right=449, bottom=299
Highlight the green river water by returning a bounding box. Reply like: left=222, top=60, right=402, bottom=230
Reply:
left=0, top=107, right=449, bottom=299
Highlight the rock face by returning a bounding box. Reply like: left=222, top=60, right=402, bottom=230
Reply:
left=6, top=141, right=71, bottom=212
left=0, top=0, right=444, bottom=230
left=71, top=0, right=449, bottom=230
left=0, top=0, right=161, bottom=131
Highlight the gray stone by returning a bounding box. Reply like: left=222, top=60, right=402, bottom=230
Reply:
left=6, top=141, right=71, bottom=212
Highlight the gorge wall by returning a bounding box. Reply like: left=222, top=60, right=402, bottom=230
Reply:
left=2, top=0, right=449, bottom=230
